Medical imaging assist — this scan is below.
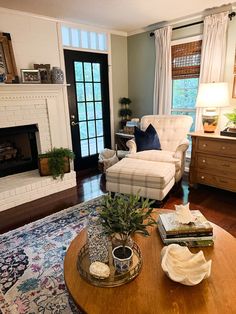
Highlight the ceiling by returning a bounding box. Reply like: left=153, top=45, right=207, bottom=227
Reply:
left=0, top=0, right=234, bottom=34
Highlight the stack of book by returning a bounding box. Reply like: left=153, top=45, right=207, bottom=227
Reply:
left=157, top=210, right=214, bottom=247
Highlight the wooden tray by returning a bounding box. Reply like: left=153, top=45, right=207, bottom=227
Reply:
left=220, top=128, right=236, bottom=137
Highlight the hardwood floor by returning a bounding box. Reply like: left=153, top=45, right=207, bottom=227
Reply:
left=0, top=170, right=235, bottom=237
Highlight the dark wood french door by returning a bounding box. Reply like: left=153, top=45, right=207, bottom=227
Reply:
left=64, top=50, right=111, bottom=171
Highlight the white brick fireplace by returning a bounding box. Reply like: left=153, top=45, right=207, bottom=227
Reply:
left=0, top=84, right=76, bottom=212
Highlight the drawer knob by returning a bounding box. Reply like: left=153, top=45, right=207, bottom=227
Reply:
left=202, top=159, right=206, bottom=163
left=202, top=144, right=207, bottom=148
left=201, top=176, right=205, bottom=180
left=222, top=146, right=226, bottom=150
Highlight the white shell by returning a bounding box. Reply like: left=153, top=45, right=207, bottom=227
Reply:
left=175, top=203, right=196, bottom=224
left=161, top=244, right=212, bottom=286
left=89, top=261, right=110, bottom=279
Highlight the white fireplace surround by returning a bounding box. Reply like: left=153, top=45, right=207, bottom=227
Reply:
left=0, top=84, right=76, bottom=212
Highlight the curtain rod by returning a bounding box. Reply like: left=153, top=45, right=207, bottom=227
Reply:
left=149, top=11, right=236, bottom=37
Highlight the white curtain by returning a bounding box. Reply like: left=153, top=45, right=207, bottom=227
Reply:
left=196, top=12, right=229, bottom=129
left=153, top=26, right=172, bottom=115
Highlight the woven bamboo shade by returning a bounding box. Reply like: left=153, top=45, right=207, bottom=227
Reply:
left=172, top=40, right=202, bottom=79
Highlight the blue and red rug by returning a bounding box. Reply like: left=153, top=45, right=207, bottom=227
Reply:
left=0, top=197, right=102, bottom=314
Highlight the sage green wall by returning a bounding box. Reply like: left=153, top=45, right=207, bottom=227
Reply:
left=128, top=32, right=155, bottom=118
left=111, top=34, right=128, bottom=133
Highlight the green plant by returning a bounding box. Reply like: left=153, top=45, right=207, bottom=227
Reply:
left=39, top=147, right=75, bottom=179
left=225, top=108, right=236, bottom=127
left=119, top=97, right=132, bottom=105
left=99, top=193, right=156, bottom=248
left=119, top=108, right=127, bottom=117
left=119, top=97, right=132, bottom=120
left=119, top=108, right=132, bottom=118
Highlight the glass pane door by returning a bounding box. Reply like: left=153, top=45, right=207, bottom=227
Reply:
left=75, top=61, right=105, bottom=157
left=64, top=50, right=111, bottom=171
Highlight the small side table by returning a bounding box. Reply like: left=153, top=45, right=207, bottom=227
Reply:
left=115, top=132, right=133, bottom=151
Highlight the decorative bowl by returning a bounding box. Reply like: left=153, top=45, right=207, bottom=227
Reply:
left=161, top=244, right=212, bottom=286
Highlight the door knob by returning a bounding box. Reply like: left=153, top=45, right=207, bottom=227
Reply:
left=71, top=114, right=75, bottom=120
left=71, top=121, right=79, bottom=126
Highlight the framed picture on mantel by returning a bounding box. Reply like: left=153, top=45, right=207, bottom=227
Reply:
left=21, top=69, right=41, bottom=84
left=34, top=64, right=51, bottom=83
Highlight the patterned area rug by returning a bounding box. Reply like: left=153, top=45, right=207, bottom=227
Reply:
left=0, top=197, right=103, bottom=314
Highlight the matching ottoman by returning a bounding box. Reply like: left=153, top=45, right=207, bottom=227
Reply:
left=106, top=158, right=175, bottom=201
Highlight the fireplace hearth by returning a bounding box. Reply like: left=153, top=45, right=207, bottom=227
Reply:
left=0, top=124, right=38, bottom=177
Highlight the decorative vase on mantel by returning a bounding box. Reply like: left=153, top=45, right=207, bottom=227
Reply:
left=51, top=66, right=64, bottom=84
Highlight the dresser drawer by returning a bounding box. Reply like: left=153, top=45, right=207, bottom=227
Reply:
left=197, top=138, right=236, bottom=157
left=196, top=154, right=236, bottom=177
left=197, top=172, right=236, bottom=192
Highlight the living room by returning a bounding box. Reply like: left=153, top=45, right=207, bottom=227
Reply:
left=0, top=0, right=236, bottom=313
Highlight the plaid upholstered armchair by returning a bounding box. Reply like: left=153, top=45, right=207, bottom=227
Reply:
left=106, top=115, right=193, bottom=201
left=126, top=115, right=193, bottom=182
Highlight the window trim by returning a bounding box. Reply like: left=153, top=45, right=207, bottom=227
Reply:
left=171, top=35, right=203, bottom=129
left=171, top=35, right=202, bottom=47
left=171, top=36, right=203, bottom=160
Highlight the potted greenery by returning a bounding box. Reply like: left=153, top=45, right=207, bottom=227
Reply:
left=38, top=147, right=75, bottom=179
left=119, top=97, right=132, bottom=129
left=99, top=193, right=156, bottom=272
left=225, top=108, right=236, bottom=132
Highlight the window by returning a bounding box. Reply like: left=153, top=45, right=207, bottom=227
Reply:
left=61, top=26, right=108, bottom=52
left=171, top=40, right=202, bottom=132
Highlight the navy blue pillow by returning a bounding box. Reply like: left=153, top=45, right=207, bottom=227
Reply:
left=134, top=124, right=161, bottom=152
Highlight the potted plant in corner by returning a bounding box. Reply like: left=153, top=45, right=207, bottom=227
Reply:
left=99, top=193, right=156, bottom=273
left=38, top=147, right=75, bottom=179
left=225, top=108, right=236, bottom=132
left=119, top=97, right=132, bottom=130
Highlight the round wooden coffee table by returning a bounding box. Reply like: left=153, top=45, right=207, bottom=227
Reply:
left=64, top=211, right=236, bottom=314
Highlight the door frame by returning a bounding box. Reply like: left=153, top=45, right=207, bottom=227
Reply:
left=64, top=49, right=113, bottom=170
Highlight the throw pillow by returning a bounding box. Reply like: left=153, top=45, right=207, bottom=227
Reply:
left=134, top=124, right=161, bottom=152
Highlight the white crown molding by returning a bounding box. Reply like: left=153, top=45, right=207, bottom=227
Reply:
left=127, top=13, right=204, bottom=37
left=127, top=28, right=147, bottom=36
left=127, top=3, right=234, bottom=37
left=0, top=6, right=127, bottom=37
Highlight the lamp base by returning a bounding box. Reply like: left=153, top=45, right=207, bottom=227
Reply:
left=202, top=114, right=218, bottom=133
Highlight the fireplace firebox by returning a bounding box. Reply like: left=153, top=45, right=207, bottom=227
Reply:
left=0, top=124, right=38, bottom=177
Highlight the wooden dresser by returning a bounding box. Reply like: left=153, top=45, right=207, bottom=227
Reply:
left=189, top=131, right=236, bottom=192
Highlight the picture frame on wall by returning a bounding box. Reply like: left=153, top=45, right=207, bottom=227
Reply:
left=21, top=69, right=41, bottom=84
left=34, top=64, right=51, bottom=83
left=0, top=32, right=18, bottom=83
left=232, top=76, right=236, bottom=98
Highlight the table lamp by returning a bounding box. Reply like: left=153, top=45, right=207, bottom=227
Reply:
left=196, top=82, right=229, bottom=133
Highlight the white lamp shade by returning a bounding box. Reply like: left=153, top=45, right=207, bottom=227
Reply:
left=196, top=82, right=229, bottom=108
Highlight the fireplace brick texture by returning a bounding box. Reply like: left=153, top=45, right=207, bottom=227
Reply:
left=0, top=85, right=76, bottom=211
left=0, top=170, right=76, bottom=212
